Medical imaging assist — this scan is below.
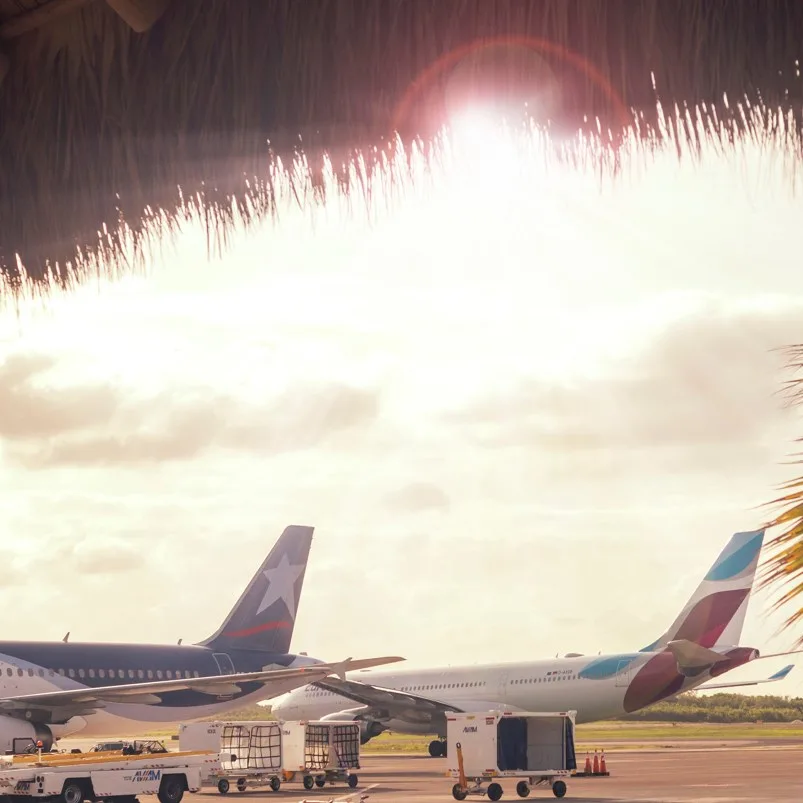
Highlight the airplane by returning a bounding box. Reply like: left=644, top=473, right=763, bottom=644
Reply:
left=272, top=528, right=800, bottom=758
left=0, top=525, right=402, bottom=755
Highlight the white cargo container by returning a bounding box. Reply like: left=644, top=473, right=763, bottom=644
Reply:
left=0, top=747, right=211, bottom=802
left=446, top=711, right=577, bottom=800
left=280, top=720, right=360, bottom=790
left=178, top=721, right=283, bottom=793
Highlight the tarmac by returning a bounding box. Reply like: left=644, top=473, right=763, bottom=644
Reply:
left=54, top=740, right=803, bottom=802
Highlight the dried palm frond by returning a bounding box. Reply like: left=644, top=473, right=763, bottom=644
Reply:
left=1, top=0, right=802, bottom=294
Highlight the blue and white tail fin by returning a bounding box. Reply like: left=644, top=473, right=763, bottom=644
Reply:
left=197, top=525, right=314, bottom=654
left=641, top=529, right=765, bottom=652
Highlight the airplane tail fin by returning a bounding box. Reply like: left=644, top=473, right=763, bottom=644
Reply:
left=198, top=525, right=314, bottom=654
left=641, top=529, right=765, bottom=652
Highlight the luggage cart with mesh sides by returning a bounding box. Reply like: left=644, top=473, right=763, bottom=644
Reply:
left=447, top=711, right=577, bottom=800
left=178, top=721, right=283, bottom=794
left=280, top=721, right=361, bottom=790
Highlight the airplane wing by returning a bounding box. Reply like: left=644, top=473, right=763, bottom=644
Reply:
left=312, top=677, right=465, bottom=721
left=694, top=663, right=795, bottom=691
left=0, top=657, right=403, bottom=722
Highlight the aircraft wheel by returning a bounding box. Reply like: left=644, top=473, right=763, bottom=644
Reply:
left=552, top=780, right=567, bottom=798
left=302, top=775, right=315, bottom=790
left=428, top=739, right=444, bottom=757
left=269, top=777, right=281, bottom=792
left=347, top=774, right=359, bottom=789
left=487, top=782, right=503, bottom=801
left=452, top=784, right=468, bottom=801
left=516, top=781, right=530, bottom=798
left=217, top=779, right=230, bottom=794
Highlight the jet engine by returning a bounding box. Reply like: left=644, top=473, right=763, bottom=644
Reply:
left=319, top=709, right=387, bottom=744
left=0, top=716, right=54, bottom=754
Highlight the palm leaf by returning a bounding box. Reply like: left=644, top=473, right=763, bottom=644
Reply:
left=760, top=347, right=803, bottom=646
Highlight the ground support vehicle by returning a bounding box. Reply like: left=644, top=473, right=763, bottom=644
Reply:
left=280, top=721, right=361, bottom=791
left=0, top=746, right=212, bottom=803
left=446, top=711, right=577, bottom=800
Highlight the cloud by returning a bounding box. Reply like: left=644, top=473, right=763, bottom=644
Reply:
left=0, top=353, right=380, bottom=468
left=383, top=482, right=450, bottom=513
left=0, top=354, right=118, bottom=440
left=445, top=301, right=803, bottom=470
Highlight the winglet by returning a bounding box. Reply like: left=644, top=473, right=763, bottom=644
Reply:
left=770, top=664, right=794, bottom=680
left=332, top=657, right=353, bottom=681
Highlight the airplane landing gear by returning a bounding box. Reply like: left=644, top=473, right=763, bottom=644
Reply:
left=428, top=739, right=447, bottom=758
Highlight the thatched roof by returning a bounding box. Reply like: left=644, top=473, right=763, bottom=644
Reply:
left=1, top=0, right=802, bottom=292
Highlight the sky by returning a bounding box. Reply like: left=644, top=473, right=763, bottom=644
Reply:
left=2, top=102, right=803, bottom=698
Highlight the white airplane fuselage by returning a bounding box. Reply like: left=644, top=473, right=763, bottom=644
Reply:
left=273, top=646, right=758, bottom=734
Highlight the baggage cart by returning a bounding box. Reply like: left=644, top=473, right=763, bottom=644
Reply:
left=178, top=721, right=283, bottom=793
left=446, top=711, right=577, bottom=800
left=280, top=721, right=361, bottom=790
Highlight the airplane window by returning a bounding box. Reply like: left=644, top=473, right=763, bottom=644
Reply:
left=148, top=670, right=154, bottom=679
left=184, top=670, right=191, bottom=679
left=157, top=670, right=163, bottom=679
left=38, top=669, right=44, bottom=677
left=193, top=671, right=200, bottom=678
left=88, top=669, right=95, bottom=678
left=167, top=671, right=173, bottom=679
left=139, top=670, right=145, bottom=679
left=117, top=670, right=124, bottom=679
left=99, top=670, right=106, bottom=678
left=78, top=669, right=85, bottom=678
left=128, top=670, right=135, bottom=679
left=58, top=669, right=65, bottom=676
left=68, top=669, right=74, bottom=677
left=27, top=669, right=33, bottom=677
left=48, top=669, right=54, bottom=677
left=5, top=669, right=10, bottom=676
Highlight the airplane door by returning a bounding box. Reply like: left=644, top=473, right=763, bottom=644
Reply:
left=498, top=669, right=511, bottom=703
left=213, top=653, right=236, bottom=675
left=614, top=660, right=631, bottom=688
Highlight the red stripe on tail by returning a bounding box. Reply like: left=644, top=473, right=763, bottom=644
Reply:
left=223, top=620, right=292, bottom=638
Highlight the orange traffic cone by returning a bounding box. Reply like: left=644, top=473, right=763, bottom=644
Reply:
left=600, top=751, right=607, bottom=774
left=592, top=750, right=600, bottom=775
left=583, top=752, right=592, bottom=774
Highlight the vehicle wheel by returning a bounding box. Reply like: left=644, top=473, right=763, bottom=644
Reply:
left=452, top=784, right=468, bottom=801
left=552, top=780, right=567, bottom=799
left=218, top=779, right=230, bottom=794
left=428, top=739, right=444, bottom=758
left=487, top=782, right=503, bottom=801
left=236, top=779, right=247, bottom=792
left=158, top=775, right=185, bottom=803
left=516, top=781, right=530, bottom=798
left=61, top=782, right=84, bottom=803
left=315, top=776, right=326, bottom=788
left=302, top=775, right=314, bottom=791
left=347, top=774, right=359, bottom=789
left=269, top=777, right=281, bottom=792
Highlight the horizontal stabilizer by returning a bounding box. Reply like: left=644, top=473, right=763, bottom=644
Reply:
left=697, top=664, right=795, bottom=691
left=666, top=639, right=730, bottom=670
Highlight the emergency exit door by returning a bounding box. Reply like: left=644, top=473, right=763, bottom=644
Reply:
left=213, top=653, right=236, bottom=675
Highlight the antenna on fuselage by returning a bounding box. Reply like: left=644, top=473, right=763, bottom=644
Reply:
left=178, top=639, right=183, bottom=645
left=62, top=632, right=70, bottom=643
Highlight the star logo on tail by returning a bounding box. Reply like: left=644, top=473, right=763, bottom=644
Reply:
left=256, top=553, right=306, bottom=620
